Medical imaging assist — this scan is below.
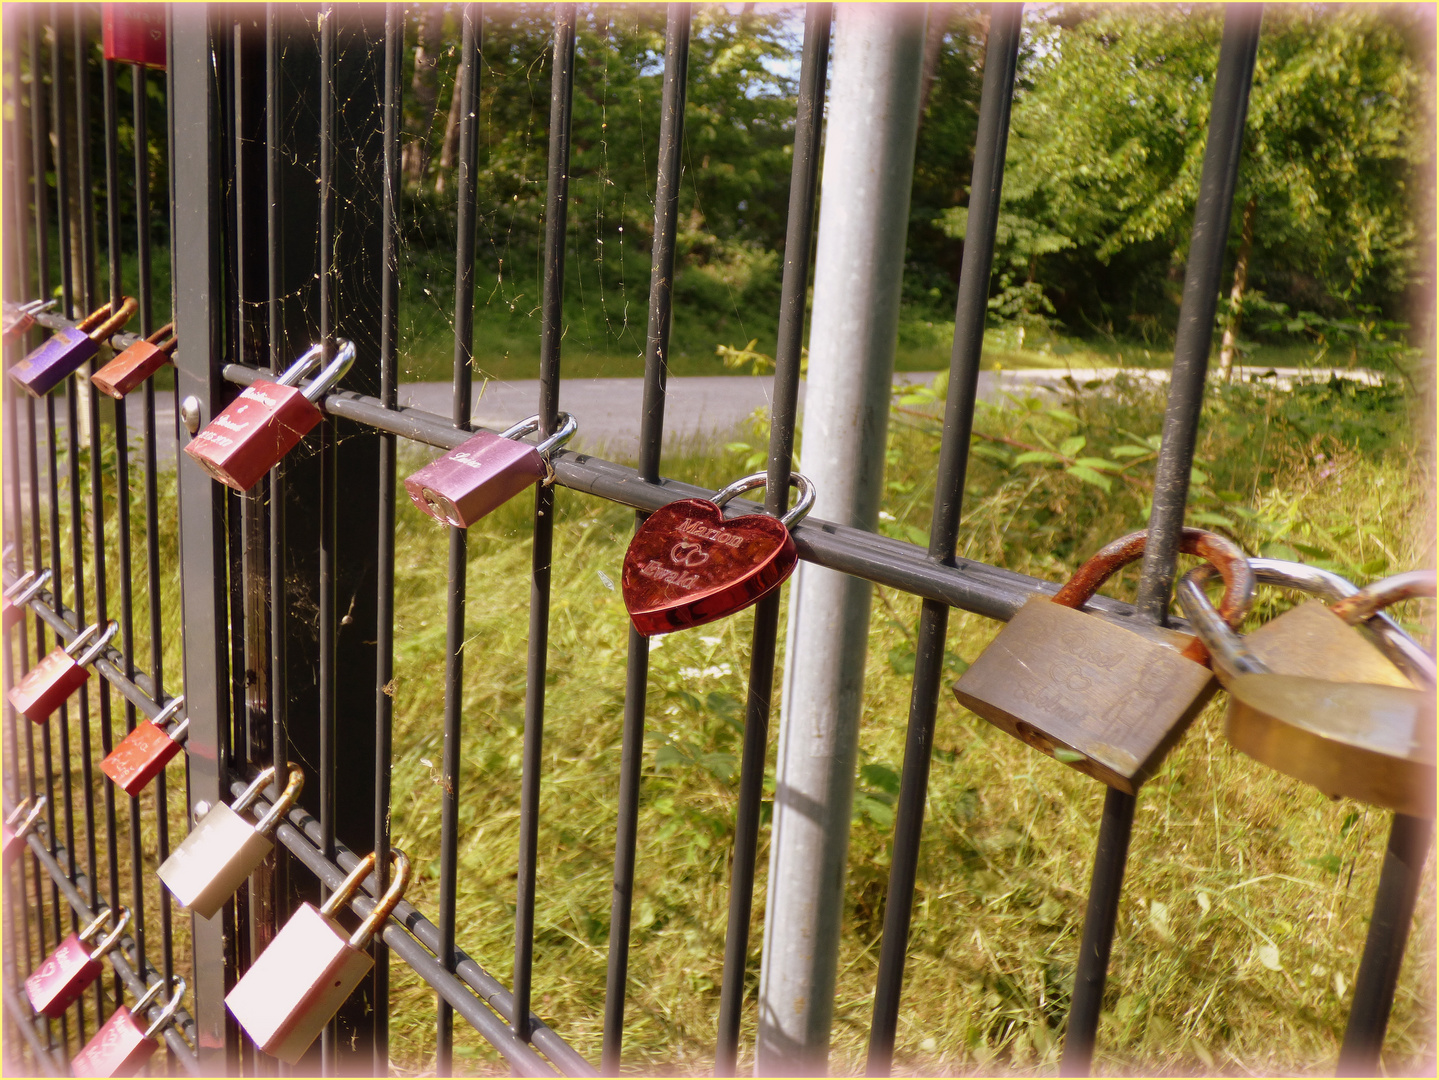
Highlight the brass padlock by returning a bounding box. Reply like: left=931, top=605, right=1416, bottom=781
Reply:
left=157, top=764, right=304, bottom=919
left=226, top=848, right=411, bottom=1063
left=954, top=527, right=1255, bottom=792
left=1177, top=566, right=1435, bottom=817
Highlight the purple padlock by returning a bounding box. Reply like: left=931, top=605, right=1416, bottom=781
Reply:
left=9, top=297, right=137, bottom=397
left=404, top=412, right=577, bottom=528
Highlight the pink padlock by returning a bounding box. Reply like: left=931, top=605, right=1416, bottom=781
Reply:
left=71, top=975, right=186, bottom=1077
left=8, top=619, right=119, bottom=724
left=25, top=905, right=131, bottom=1018
left=2, top=796, right=46, bottom=870
left=404, top=412, right=577, bottom=528
left=2, top=299, right=56, bottom=345
left=2, top=567, right=52, bottom=631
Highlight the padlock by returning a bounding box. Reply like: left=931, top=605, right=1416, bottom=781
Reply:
left=102, top=4, right=168, bottom=68
left=90, top=323, right=177, bottom=398
left=226, top=848, right=411, bottom=1063
left=8, top=619, right=119, bottom=724
left=2, top=299, right=56, bottom=345
left=7, top=297, right=138, bottom=397
left=99, top=695, right=187, bottom=797
left=1178, top=566, right=1435, bottom=817
left=157, top=764, right=304, bottom=919
left=70, top=975, right=186, bottom=1078
left=953, top=528, right=1256, bottom=793
left=2, top=796, right=46, bottom=870
left=183, top=339, right=356, bottom=492
left=622, top=471, right=817, bottom=636
left=25, top=905, right=131, bottom=1018
left=405, top=412, right=578, bottom=527
left=2, top=566, right=52, bottom=631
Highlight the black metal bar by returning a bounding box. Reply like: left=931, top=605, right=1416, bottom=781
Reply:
left=602, top=5, right=689, bottom=1070
left=863, top=10, right=1022, bottom=1072
left=437, top=7, right=482, bottom=1070
left=1337, top=813, right=1434, bottom=1074
left=1060, top=8, right=1262, bottom=1075
left=714, top=5, right=830, bottom=1072
left=372, top=5, right=402, bottom=1074
left=73, top=5, right=98, bottom=313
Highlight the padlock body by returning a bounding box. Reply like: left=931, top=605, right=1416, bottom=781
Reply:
left=26, top=933, right=103, bottom=1017
left=2, top=823, right=23, bottom=871
left=102, top=4, right=167, bottom=68
left=3, top=311, right=35, bottom=344
left=101, top=720, right=183, bottom=797
left=183, top=381, right=321, bottom=492
left=404, top=431, right=545, bottom=527
left=7, top=647, right=89, bottom=724
left=1241, top=599, right=1413, bottom=688
left=8, top=329, right=99, bottom=397
left=71, top=1005, right=157, bottom=1077
left=91, top=341, right=169, bottom=399
left=2, top=595, right=28, bottom=632
left=954, top=597, right=1216, bottom=792
left=157, top=802, right=273, bottom=919
left=225, top=903, right=374, bottom=1064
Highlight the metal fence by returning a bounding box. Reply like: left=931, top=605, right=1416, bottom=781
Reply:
left=0, top=3, right=1427, bottom=1077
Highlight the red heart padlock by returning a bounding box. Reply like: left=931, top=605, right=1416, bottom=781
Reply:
left=25, top=906, right=131, bottom=1018
left=2, top=566, right=52, bottom=631
left=622, top=471, right=815, bottom=636
left=2, top=796, right=46, bottom=871
left=8, top=620, right=119, bottom=724
left=70, top=975, right=186, bottom=1078
left=100, top=695, right=187, bottom=797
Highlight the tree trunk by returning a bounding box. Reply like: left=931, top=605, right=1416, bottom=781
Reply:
left=1218, top=195, right=1256, bottom=383
left=435, top=57, right=463, bottom=195
left=917, top=4, right=956, bottom=122
left=403, top=6, right=445, bottom=185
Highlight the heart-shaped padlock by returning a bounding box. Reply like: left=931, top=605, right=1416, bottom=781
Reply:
left=622, top=471, right=815, bottom=636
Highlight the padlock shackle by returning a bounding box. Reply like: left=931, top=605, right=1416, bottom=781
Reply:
left=74, top=302, right=117, bottom=335
left=1330, top=570, right=1436, bottom=625
left=252, top=765, right=305, bottom=836
left=89, top=906, right=132, bottom=958
left=131, top=976, right=168, bottom=1016
left=495, top=411, right=579, bottom=458
left=85, top=296, right=138, bottom=344
left=321, top=851, right=377, bottom=920
left=232, top=765, right=280, bottom=816
left=1175, top=566, right=1267, bottom=680
left=5, top=795, right=46, bottom=838
left=151, top=695, right=187, bottom=740
left=63, top=620, right=104, bottom=658
left=141, top=976, right=186, bottom=1040
left=21, top=298, right=56, bottom=317
left=145, top=322, right=178, bottom=354
left=304, top=339, right=357, bottom=402
left=6, top=566, right=52, bottom=609
left=1052, top=527, right=1255, bottom=627
left=711, top=471, right=817, bottom=530
left=3, top=569, right=37, bottom=598
left=75, top=620, right=120, bottom=668
left=79, top=906, right=114, bottom=943
left=1248, top=558, right=1356, bottom=603
left=348, top=849, right=411, bottom=950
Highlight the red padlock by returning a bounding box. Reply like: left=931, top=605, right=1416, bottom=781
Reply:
left=622, top=471, right=816, bottom=636
left=2, top=299, right=56, bottom=345
left=183, top=339, right=356, bottom=493
left=8, top=619, right=119, bottom=724
left=226, top=849, right=410, bottom=1063
left=2, top=796, right=46, bottom=871
left=404, top=412, right=578, bottom=527
left=90, top=323, right=177, bottom=398
left=25, top=906, right=131, bottom=1018
left=100, top=695, right=187, bottom=797
left=2, top=566, right=52, bottom=631
left=70, top=975, right=186, bottom=1077
left=101, top=4, right=167, bottom=68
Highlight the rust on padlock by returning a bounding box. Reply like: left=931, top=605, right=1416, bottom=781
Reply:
left=8, top=297, right=137, bottom=397
left=91, top=322, right=177, bottom=398
left=953, top=527, right=1255, bottom=792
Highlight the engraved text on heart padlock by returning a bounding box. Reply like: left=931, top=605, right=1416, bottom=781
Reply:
left=622, top=471, right=815, bottom=636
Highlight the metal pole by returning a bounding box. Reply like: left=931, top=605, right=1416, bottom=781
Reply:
left=755, top=6, right=925, bottom=1074
left=1060, top=7, right=1261, bottom=1074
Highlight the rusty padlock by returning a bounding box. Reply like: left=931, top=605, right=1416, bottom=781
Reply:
left=2, top=299, right=56, bottom=345
left=25, top=905, right=131, bottom=1018
left=405, top=412, right=578, bottom=527
left=2, top=796, right=46, bottom=870
left=183, top=339, right=355, bottom=492
left=157, top=764, right=304, bottom=919
left=1178, top=566, right=1435, bottom=817
left=90, top=323, right=177, bottom=398
left=70, top=975, right=186, bottom=1077
left=953, top=528, right=1256, bottom=792
left=226, top=848, right=410, bottom=1063
left=8, top=619, right=119, bottom=724
left=2, top=566, right=52, bottom=631
left=100, top=695, right=187, bottom=797
left=8, top=297, right=137, bottom=397
left=102, top=3, right=168, bottom=68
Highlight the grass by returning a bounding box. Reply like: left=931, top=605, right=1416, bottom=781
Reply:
left=12, top=364, right=1433, bottom=1076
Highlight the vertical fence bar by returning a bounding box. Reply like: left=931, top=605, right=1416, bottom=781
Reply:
left=514, top=2, right=576, bottom=1045
left=373, top=6, right=403, bottom=1073
left=436, top=7, right=481, bottom=1071
left=601, top=5, right=689, bottom=1070
left=865, top=8, right=1023, bottom=1071
left=1060, top=8, right=1261, bottom=1075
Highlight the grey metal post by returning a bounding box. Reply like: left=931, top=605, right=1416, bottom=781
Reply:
left=757, top=6, right=926, bottom=1073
